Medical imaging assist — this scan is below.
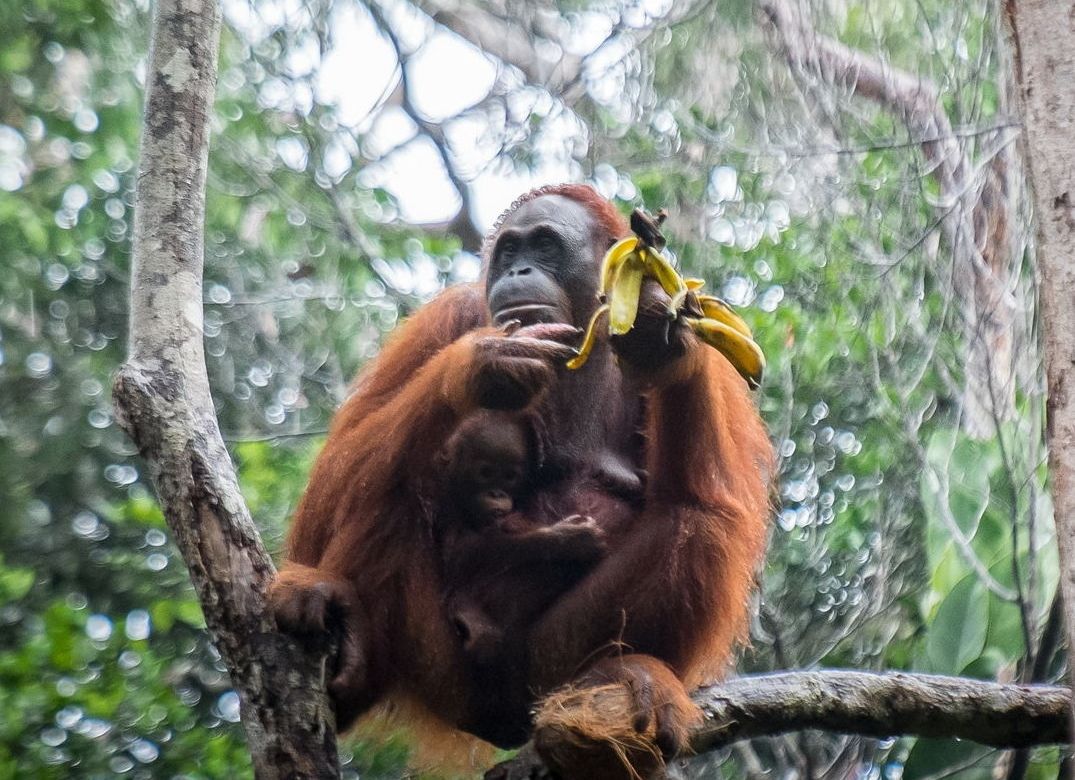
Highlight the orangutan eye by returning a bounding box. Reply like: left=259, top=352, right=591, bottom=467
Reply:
left=498, top=237, right=518, bottom=264
left=532, top=228, right=561, bottom=256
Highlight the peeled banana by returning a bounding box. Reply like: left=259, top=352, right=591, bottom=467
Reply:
left=595, top=236, right=687, bottom=333
left=697, top=294, right=752, bottom=338
left=567, top=210, right=766, bottom=389
left=688, top=317, right=765, bottom=389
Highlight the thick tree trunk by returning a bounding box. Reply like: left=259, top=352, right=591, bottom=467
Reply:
left=111, top=1, right=340, bottom=776
left=1006, top=0, right=1075, bottom=748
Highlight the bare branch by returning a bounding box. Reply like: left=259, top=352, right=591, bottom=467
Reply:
left=421, top=0, right=688, bottom=108
left=487, top=671, right=1069, bottom=778
left=369, top=1, right=484, bottom=253
left=111, top=1, right=339, bottom=776
left=420, top=0, right=583, bottom=93
left=691, top=671, right=1067, bottom=751
left=916, top=444, right=1018, bottom=601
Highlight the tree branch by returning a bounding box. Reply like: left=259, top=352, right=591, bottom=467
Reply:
left=759, top=0, right=1018, bottom=438
left=420, top=0, right=583, bottom=94
left=421, top=0, right=685, bottom=108
left=691, top=671, right=1067, bottom=751
left=111, top=1, right=339, bottom=776
left=369, top=1, right=484, bottom=253
left=487, top=670, right=1069, bottom=778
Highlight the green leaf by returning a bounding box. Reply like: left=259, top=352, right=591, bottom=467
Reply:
left=926, top=575, right=988, bottom=674
left=0, top=567, right=34, bottom=600
left=176, top=600, right=206, bottom=629
left=903, top=738, right=991, bottom=780
left=150, top=600, right=175, bottom=632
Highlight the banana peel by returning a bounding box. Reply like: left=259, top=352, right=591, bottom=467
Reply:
left=566, top=303, right=610, bottom=370
left=688, top=316, right=765, bottom=389
left=568, top=209, right=766, bottom=389
left=696, top=294, right=752, bottom=338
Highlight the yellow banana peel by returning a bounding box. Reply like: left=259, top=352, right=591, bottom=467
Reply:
left=609, top=259, right=645, bottom=335
left=566, top=303, right=610, bottom=370
left=688, top=317, right=766, bottom=389
left=697, top=294, right=752, bottom=338
left=599, top=244, right=684, bottom=317
left=599, top=236, right=640, bottom=290
left=568, top=209, right=766, bottom=389
left=642, top=247, right=688, bottom=314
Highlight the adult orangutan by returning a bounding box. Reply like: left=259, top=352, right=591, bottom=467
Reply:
left=269, top=184, right=773, bottom=778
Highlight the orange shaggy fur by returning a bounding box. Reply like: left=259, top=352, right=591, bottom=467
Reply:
left=271, top=185, right=772, bottom=778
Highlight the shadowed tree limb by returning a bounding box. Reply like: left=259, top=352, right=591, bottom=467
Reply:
left=368, top=0, right=484, bottom=253
left=418, top=0, right=584, bottom=94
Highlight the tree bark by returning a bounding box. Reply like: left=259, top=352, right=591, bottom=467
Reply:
left=111, top=1, right=340, bottom=777
left=1006, top=0, right=1075, bottom=751
left=691, top=670, right=1068, bottom=750
left=487, top=670, right=1070, bottom=778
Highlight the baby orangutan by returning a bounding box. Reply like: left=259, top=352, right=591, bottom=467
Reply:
left=436, top=410, right=606, bottom=665
left=439, top=409, right=531, bottom=527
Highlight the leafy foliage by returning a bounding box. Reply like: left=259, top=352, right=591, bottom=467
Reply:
left=0, top=0, right=1055, bottom=777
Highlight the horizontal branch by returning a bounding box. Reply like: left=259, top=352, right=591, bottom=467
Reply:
left=692, top=670, right=1068, bottom=751
left=487, top=670, right=1069, bottom=778
left=420, top=0, right=583, bottom=93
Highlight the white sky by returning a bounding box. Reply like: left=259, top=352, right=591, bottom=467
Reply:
left=223, top=0, right=674, bottom=229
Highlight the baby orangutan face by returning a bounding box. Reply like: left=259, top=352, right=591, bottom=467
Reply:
left=441, top=412, right=530, bottom=527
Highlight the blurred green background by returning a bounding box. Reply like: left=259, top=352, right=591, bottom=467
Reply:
left=0, top=0, right=1059, bottom=777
